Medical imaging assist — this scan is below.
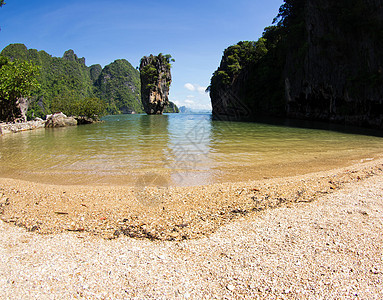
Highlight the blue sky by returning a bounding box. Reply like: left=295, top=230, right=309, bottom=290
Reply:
left=0, top=0, right=284, bottom=111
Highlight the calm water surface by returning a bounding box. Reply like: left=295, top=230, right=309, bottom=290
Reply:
left=1, top=114, right=382, bottom=186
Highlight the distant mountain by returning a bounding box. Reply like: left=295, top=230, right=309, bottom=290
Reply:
left=178, top=106, right=211, bottom=114
left=164, top=101, right=179, bottom=113
left=0, top=43, right=178, bottom=118
left=178, top=106, right=191, bottom=113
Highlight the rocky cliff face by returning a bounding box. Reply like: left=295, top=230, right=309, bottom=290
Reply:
left=139, top=54, right=172, bottom=115
left=285, top=0, right=383, bottom=128
left=0, top=97, right=29, bottom=123
left=210, top=0, right=383, bottom=129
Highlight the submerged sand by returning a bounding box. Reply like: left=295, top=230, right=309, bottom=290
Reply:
left=1, top=157, right=382, bottom=241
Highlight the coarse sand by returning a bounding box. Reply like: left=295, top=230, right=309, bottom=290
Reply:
left=0, top=158, right=383, bottom=298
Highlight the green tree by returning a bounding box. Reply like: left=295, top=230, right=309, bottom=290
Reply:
left=0, top=56, right=40, bottom=122
left=76, top=97, right=106, bottom=119
left=1, top=44, right=97, bottom=118
left=51, top=91, right=106, bottom=119
left=273, top=0, right=305, bottom=28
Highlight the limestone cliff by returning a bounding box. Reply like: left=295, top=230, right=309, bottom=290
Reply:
left=139, top=54, right=173, bottom=115
left=210, top=0, right=383, bottom=129
left=284, top=0, right=383, bottom=128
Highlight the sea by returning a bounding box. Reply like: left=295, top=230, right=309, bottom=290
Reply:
left=0, top=113, right=382, bottom=186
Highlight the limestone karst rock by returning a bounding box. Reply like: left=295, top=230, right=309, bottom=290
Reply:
left=139, top=54, right=173, bottom=115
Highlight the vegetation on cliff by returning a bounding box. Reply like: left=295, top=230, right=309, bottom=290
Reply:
left=163, top=101, right=179, bottom=113
left=209, top=0, right=383, bottom=128
left=209, top=26, right=286, bottom=117
left=94, top=59, right=142, bottom=114
left=139, top=54, right=174, bottom=115
left=0, top=44, right=179, bottom=121
left=1, top=44, right=101, bottom=119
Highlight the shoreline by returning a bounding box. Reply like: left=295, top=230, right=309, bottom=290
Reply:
left=0, top=113, right=98, bottom=135
left=0, top=119, right=46, bottom=135
left=1, top=157, right=382, bottom=241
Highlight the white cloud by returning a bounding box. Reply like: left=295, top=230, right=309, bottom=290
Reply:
left=184, top=83, right=195, bottom=91
left=197, top=86, right=206, bottom=94
left=184, top=83, right=207, bottom=95
left=175, top=82, right=211, bottom=111
left=184, top=99, right=195, bottom=105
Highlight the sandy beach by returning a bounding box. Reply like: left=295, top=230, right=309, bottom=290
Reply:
left=1, top=158, right=383, bottom=298
left=1, top=157, right=383, bottom=241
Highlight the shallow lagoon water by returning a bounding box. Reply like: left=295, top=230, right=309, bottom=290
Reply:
left=0, top=114, right=382, bottom=186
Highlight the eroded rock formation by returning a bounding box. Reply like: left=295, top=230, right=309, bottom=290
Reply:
left=139, top=54, right=172, bottom=115
left=0, top=97, right=30, bottom=123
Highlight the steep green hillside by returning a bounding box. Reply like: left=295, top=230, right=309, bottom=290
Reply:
left=1, top=44, right=94, bottom=118
left=94, top=59, right=143, bottom=114
left=1, top=44, right=178, bottom=119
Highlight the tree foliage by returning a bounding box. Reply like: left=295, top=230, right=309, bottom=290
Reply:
left=1, top=44, right=97, bottom=118
left=273, top=0, right=305, bottom=28
left=139, top=53, right=174, bottom=92
left=51, top=92, right=106, bottom=119
left=0, top=56, right=40, bottom=121
left=0, top=44, right=149, bottom=118
left=163, top=101, right=179, bottom=113
left=210, top=40, right=268, bottom=90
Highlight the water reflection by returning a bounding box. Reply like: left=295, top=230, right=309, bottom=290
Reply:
left=209, top=119, right=383, bottom=182
left=166, top=114, right=215, bottom=185
left=135, top=114, right=170, bottom=187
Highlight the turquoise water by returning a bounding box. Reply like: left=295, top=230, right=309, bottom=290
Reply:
left=0, top=113, right=382, bottom=186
